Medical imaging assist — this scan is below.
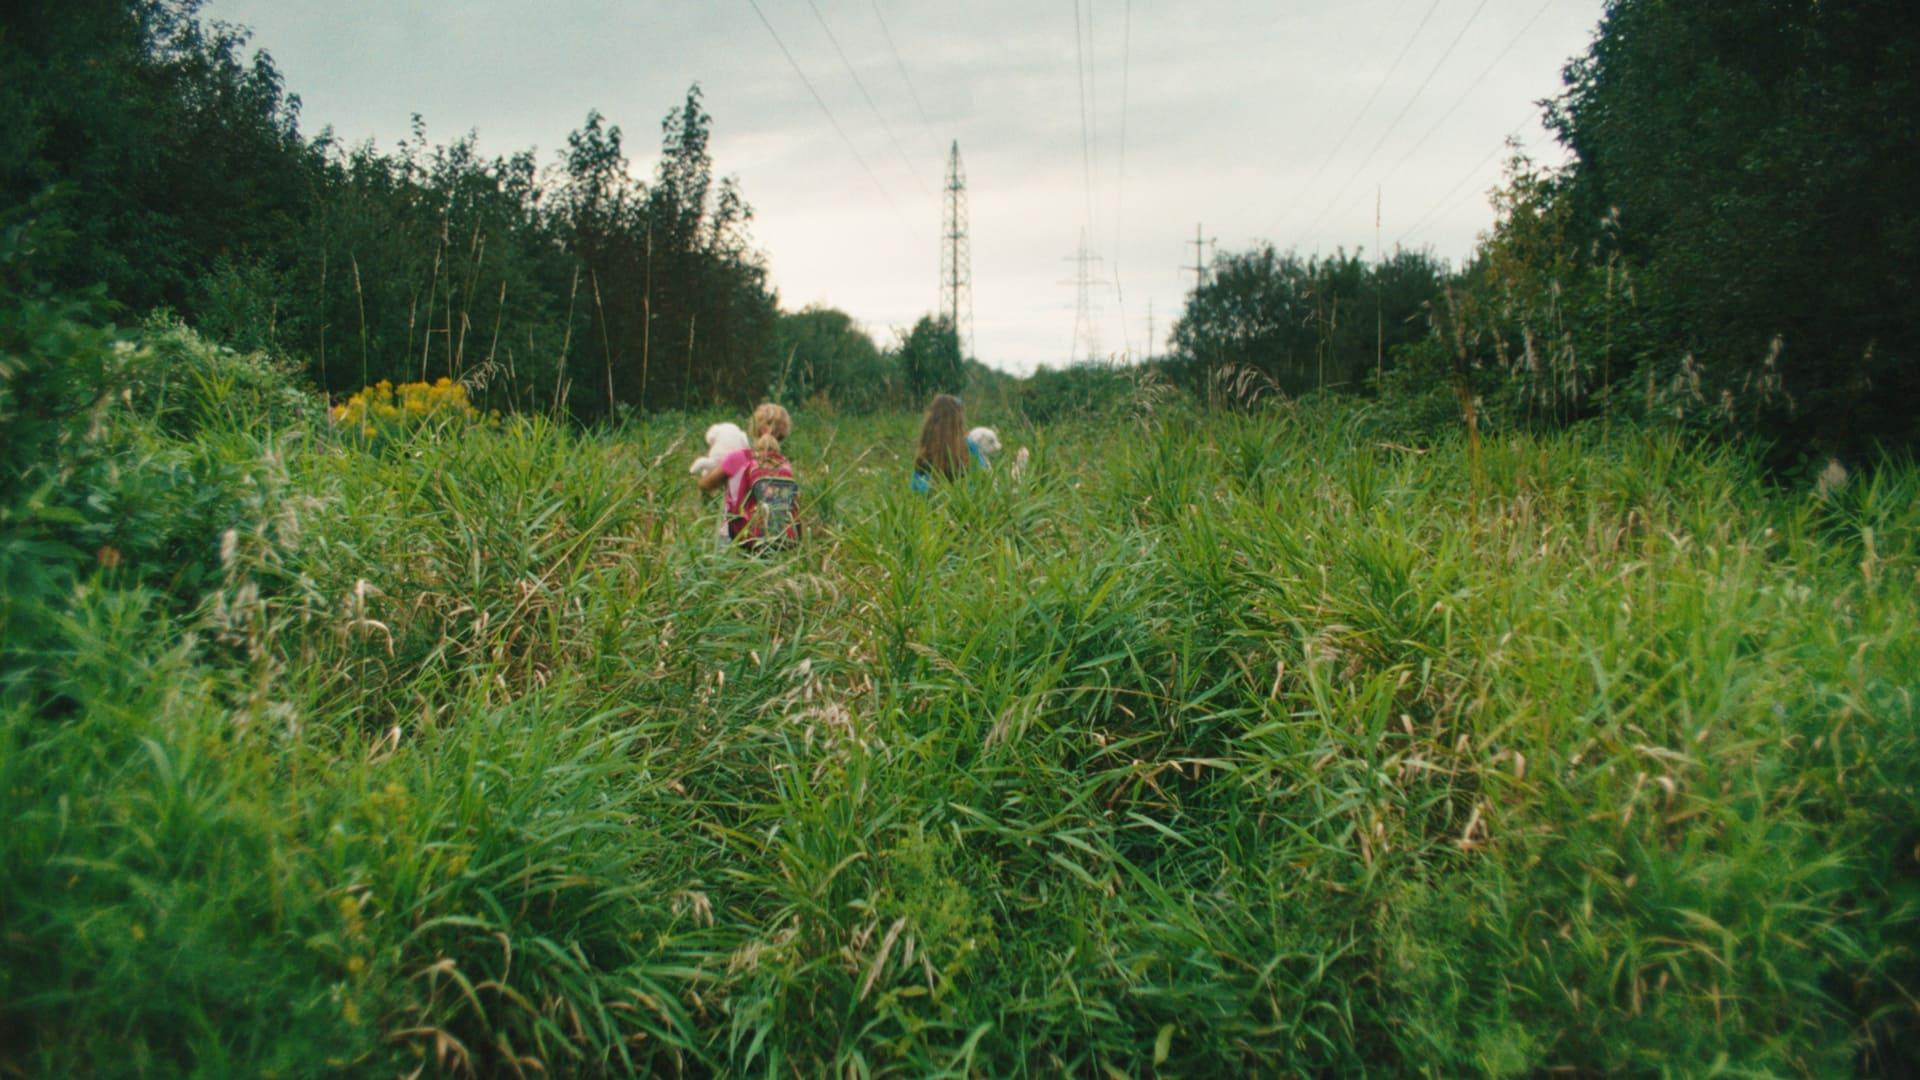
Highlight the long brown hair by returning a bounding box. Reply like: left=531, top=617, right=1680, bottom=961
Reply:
left=915, top=394, right=968, bottom=479
left=751, top=402, right=791, bottom=460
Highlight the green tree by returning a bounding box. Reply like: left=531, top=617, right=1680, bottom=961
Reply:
left=896, top=315, right=963, bottom=401
left=1170, top=245, right=1444, bottom=399
left=550, top=88, right=776, bottom=418
left=773, top=306, right=899, bottom=413
left=0, top=0, right=320, bottom=314
left=1548, top=0, right=1920, bottom=453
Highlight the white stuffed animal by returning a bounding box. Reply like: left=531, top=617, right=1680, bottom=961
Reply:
left=691, top=421, right=752, bottom=548
left=968, top=426, right=1031, bottom=479
left=690, top=422, right=751, bottom=476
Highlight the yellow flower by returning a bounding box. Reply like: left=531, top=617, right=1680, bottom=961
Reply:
left=337, top=378, right=479, bottom=431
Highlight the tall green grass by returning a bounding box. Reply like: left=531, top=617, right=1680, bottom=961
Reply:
left=3, top=331, right=1915, bottom=1074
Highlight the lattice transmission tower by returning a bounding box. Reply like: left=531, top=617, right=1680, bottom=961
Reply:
left=939, top=141, right=974, bottom=359
left=1064, top=230, right=1107, bottom=364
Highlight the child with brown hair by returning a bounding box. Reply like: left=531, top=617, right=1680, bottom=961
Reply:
left=910, top=393, right=988, bottom=493
left=699, top=402, right=799, bottom=549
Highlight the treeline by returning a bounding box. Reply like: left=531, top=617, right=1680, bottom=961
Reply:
left=1164, top=0, right=1919, bottom=460
left=1419, top=0, right=1920, bottom=460
left=2, top=0, right=973, bottom=419
left=11, top=0, right=1914, bottom=453
left=1165, top=247, right=1448, bottom=401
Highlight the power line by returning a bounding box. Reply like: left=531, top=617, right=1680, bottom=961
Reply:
left=1085, top=0, right=1099, bottom=212
left=1071, top=0, right=1096, bottom=236
left=1114, top=0, right=1132, bottom=236
left=1284, top=0, right=1446, bottom=240
left=1352, top=0, right=1497, bottom=175
left=1393, top=116, right=1539, bottom=248
left=743, top=0, right=907, bottom=223
left=803, top=0, right=923, bottom=184
left=1112, top=0, right=1132, bottom=358
left=1297, top=0, right=1494, bottom=245
left=1376, top=0, right=1553, bottom=191
left=869, top=0, right=930, bottom=128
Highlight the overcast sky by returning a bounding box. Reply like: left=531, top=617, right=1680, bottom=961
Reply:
left=203, top=0, right=1603, bottom=374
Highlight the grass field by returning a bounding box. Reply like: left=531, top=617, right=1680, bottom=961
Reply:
left=3, top=335, right=1917, bottom=1075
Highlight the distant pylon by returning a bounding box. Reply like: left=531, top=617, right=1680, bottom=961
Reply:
left=1063, top=230, right=1107, bottom=364
left=940, top=141, right=974, bottom=359
left=1182, top=222, right=1216, bottom=294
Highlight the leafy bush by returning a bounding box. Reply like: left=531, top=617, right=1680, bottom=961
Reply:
left=1170, top=245, right=1446, bottom=397
left=1, top=219, right=313, bottom=706
left=1016, top=362, right=1154, bottom=424
left=131, top=313, right=318, bottom=437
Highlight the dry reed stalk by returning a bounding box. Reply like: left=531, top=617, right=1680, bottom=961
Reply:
left=591, top=268, right=613, bottom=412
left=486, top=279, right=506, bottom=373
left=419, top=242, right=442, bottom=383
left=351, top=253, right=369, bottom=389
left=1443, top=286, right=1482, bottom=479
left=683, top=313, right=697, bottom=410
left=455, top=224, right=484, bottom=376
left=317, top=249, right=329, bottom=395
left=442, top=237, right=453, bottom=378
left=641, top=216, right=653, bottom=407
left=404, top=284, right=419, bottom=374
left=553, top=266, right=580, bottom=421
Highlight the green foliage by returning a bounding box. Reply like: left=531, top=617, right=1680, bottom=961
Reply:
left=5, top=287, right=1916, bottom=1072
left=1170, top=244, right=1447, bottom=399
left=1015, top=361, right=1156, bottom=424
left=2, top=2, right=778, bottom=420
left=0, top=209, right=129, bottom=699
left=300, top=123, right=566, bottom=406
left=1213, top=0, right=1920, bottom=459
left=1539, top=0, right=1917, bottom=454
left=0, top=208, right=121, bottom=505
left=774, top=305, right=901, bottom=414
left=0, top=593, right=371, bottom=1074
left=896, top=314, right=964, bottom=400
left=9, top=2, right=1920, bottom=1071
left=133, top=313, right=317, bottom=438
left=0, top=0, right=315, bottom=315
left=546, top=89, right=779, bottom=416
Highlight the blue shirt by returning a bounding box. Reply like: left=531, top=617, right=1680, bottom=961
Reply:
left=910, top=437, right=988, bottom=493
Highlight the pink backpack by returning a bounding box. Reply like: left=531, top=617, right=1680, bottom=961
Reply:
left=727, top=453, right=801, bottom=551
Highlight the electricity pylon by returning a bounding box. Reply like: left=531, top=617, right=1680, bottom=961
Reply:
left=1064, top=230, right=1108, bottom=364
left=940, top=141, right=974, bottom=359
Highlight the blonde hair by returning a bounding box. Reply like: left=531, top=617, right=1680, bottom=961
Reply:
left=750, top=402, right=791, bottom=458
left=915, top=394, right=968, bottom=480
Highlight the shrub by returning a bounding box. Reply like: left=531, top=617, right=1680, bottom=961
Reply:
left=131, top=313, right=319, bottom=438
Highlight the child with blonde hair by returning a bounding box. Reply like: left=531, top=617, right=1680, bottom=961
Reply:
left=698, top=402, right=800, bottom=549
